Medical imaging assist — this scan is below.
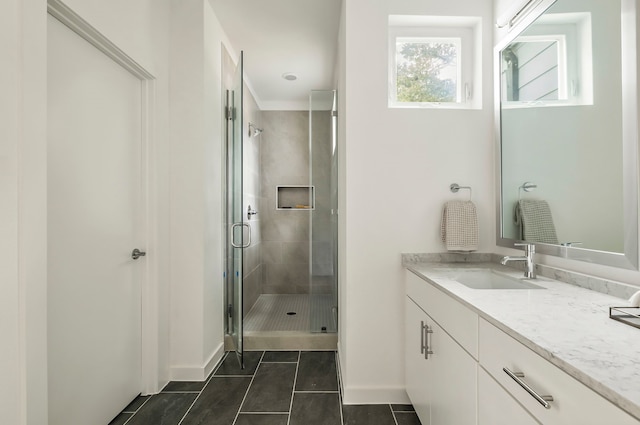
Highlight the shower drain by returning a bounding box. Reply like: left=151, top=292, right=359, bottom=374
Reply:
left=286, top=311, right=296, bottom=316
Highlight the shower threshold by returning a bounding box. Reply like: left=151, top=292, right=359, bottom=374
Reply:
left=224, top=331, right=337, bottom=351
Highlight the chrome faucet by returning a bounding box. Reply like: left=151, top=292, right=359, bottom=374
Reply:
left=501, top=243, right=536, bottom=279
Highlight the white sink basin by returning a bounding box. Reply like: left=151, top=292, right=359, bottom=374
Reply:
left=440, top=269, right=544, bottom=290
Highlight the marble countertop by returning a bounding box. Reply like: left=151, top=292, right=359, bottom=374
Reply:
left=405, top=261, right=640, bottom=420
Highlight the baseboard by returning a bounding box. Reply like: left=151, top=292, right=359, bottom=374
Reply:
left=337, top=342, right=410, bottom=405
left=341, top=386, right=411, bottom=405
left=169, top=342, right=225, bottom=382
left=204, top=342, right=225, bottom=377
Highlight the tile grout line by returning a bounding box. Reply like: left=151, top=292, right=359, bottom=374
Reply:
left=161, top=391, right=201, bottom=394
left=286, top=350, right=301, bottom=425
left=121, top=393, right=153, bottom=425
left=389, top=404, right=400, bottom=425
left=176, top=351, right=231, bottom=425
left=231, top=351, right=266, bottom=425
left=336, top=351, right=344, bottom=425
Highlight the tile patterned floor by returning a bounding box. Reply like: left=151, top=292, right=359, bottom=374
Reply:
left=108, top=351, right=422, bottom=425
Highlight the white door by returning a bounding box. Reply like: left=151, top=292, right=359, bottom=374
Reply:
left=47, top=13, right=143, bottom=425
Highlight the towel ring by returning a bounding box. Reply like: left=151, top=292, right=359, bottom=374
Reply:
left=450, top=183, right=472, bottom=200
left=518, top=182, right=537, bottom=200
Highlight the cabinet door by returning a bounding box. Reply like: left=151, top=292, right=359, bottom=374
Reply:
left=405, top=297, right=431, bottom=425
left=478, top=367, right=540, bottom=425
left=430, top=319, right=477, bottom=425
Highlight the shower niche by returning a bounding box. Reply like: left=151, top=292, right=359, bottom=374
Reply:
left=276, top=185, right=315, bottom=210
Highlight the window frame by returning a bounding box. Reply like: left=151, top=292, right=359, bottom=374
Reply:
left=388, top=21, right=477, bottom=109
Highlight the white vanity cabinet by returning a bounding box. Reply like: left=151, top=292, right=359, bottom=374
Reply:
left=479, top=318, right=639, bottom=425
left=405, top=271, right=478, bottom=425
left=405, top=269, right=640, bottom=425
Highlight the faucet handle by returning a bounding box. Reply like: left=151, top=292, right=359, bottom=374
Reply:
left=560, top=242, right=582, bottom=247
left=514, top=242, right=535, bottom=254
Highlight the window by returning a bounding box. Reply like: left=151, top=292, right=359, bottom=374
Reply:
left=389, top=15, right=482, bottom=109
left=395, top=37, right=461, bottom=103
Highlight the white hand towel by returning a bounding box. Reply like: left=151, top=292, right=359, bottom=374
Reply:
left=441, top=200, right=479, bottom=252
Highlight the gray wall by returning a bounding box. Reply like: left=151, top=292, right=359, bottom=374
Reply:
left=261, top=111, right=311, bottom=294
left=242, top=89, right=263, bottom=314
left=311, top=110, right=335, bottom=294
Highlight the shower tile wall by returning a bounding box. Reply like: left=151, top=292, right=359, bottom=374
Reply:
left=310, top=110, right=334, bottom=295
left=242, top=86, right=263, bottom=315
left=261, top=111, right=311, bottom=294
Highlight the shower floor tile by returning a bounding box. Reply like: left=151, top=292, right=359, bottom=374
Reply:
left=244, top=295, right=310, bottom=332
left=244, top=294, right=336, bottom=332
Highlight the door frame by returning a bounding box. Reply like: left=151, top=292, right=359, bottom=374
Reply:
left=47, top=0, right=160, bottom=395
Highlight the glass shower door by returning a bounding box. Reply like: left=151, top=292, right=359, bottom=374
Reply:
left=227, top=52, right=245, bottom=367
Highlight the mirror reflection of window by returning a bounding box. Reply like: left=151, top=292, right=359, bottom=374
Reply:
left=502, top=38, right=564, bottom=102
left=501, top=12, right=593, bottom=107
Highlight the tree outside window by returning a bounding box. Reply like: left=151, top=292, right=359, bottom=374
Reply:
left=395, top=38, right=460, bottom=103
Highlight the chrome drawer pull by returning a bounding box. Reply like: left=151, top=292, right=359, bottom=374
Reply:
left=503, top=367, right=554, bottom=409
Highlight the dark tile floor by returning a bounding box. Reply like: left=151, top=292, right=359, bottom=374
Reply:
left=108, top=351, right=422, bottom=425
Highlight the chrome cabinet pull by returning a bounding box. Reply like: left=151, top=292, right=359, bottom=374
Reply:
left=420, top=321, right=426, bottom=355
left=422, top=322, right=433, bottom=359
left=230, top=223, right=251, bottom=248
left=425, top=325, right=433, bottom=359
left=503, top=367, right=554, bottom=409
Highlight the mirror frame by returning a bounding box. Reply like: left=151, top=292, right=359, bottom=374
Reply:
left=494, top=0, right=639, bottom=270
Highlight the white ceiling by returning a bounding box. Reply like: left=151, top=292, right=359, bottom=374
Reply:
left=209, top=0, right=342, bottom=110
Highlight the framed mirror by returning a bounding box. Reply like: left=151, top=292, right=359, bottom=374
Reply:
left=495, top=0, right=639, bottom=269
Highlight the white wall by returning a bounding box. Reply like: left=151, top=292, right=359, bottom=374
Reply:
left=203, top=0, right=229, bottom=376
left=339, top=0, right=494, bottom=403
left=1, top=0, right=47, bottom=423
left=169, top=0, right=229, bottom=381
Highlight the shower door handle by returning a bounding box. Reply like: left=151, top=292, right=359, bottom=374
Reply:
left=230, top=223, right=251, bottom=248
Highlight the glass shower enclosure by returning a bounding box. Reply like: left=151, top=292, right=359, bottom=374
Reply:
left=309, top=90, right=338, bottom=333
left=225, top=84, right=338, bottom=354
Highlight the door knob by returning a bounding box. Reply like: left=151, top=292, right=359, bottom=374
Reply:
left=131, top=248, right=146, bottom=260
left=247, top=205, right=258, bottom=220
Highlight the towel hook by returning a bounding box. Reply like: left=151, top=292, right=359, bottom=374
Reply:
left=518, top=182, right=537, bottom=200
left=450, top=183, right=472, bottom=200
